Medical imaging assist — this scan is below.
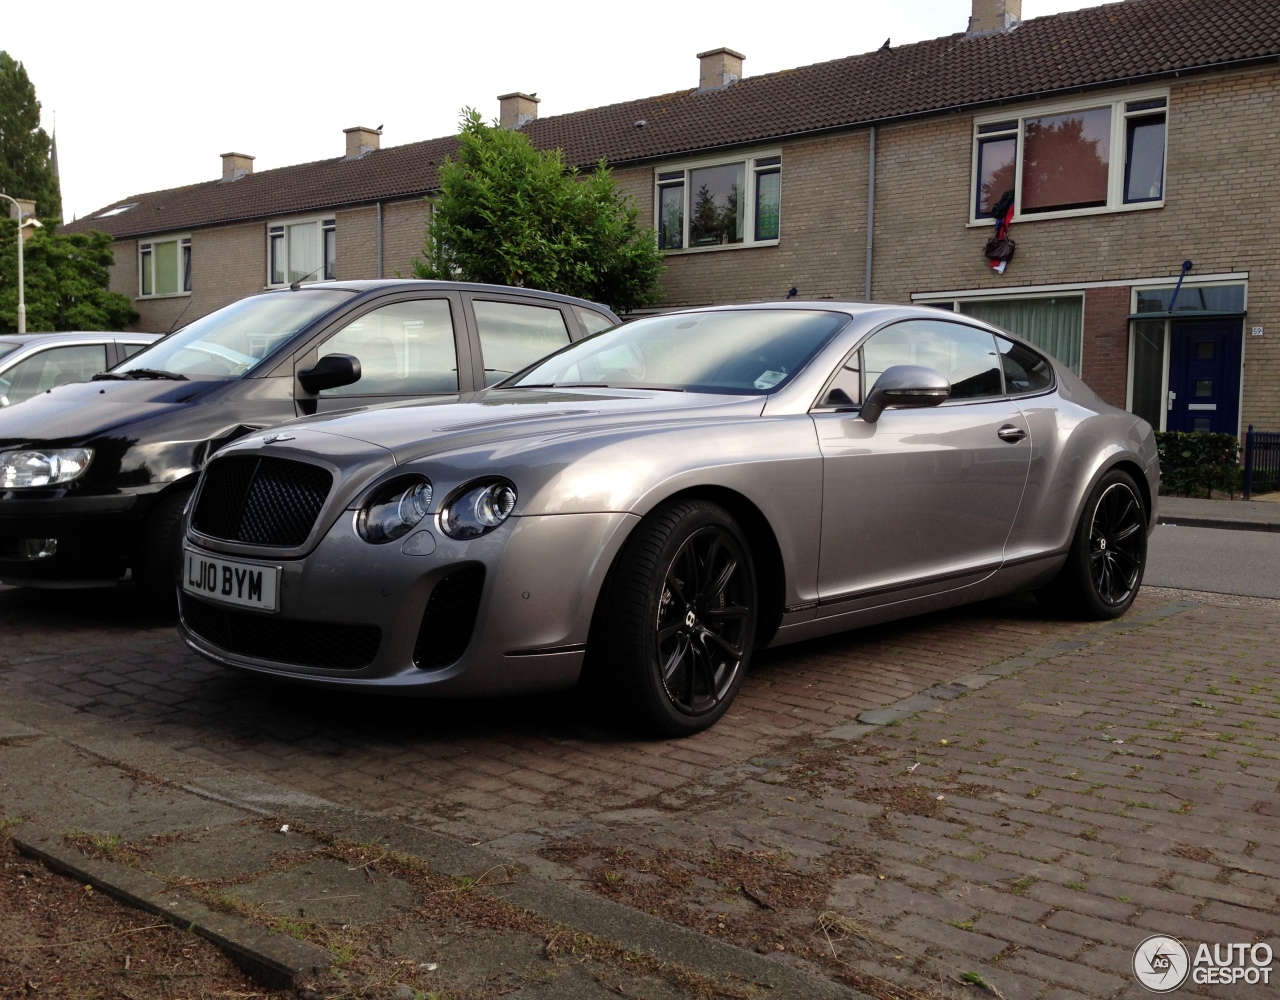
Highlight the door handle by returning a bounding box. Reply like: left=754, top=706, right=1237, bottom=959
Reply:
left=997, top=424, right=1026, bottom=443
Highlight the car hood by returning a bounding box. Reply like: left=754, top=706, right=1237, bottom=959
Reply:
left=0, top=377, right=223, bottom=448
left=275, top=388, right=766, bottom=465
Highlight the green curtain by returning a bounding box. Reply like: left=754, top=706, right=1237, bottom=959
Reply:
left=959, top=296, right=1083, bottom=375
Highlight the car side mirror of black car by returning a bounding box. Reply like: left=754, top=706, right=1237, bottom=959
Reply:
left=298, top=354, right=362, bottom=395
left=861, top=365, right=951, bottom=423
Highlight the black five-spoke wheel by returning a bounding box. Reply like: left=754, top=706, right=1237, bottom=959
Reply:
left=1037, top=468, right=1148, bottom=620
left=583, top=499, right=758, bottom=736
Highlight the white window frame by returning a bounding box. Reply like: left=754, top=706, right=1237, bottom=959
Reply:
left=654, top=148, right=782, bottom=254
left=137, top=234, right=192, bottom=299
left=913, top=290, right=1085, bottom=375
left=969, top=88, right=1169, bottom=226
left=266, top=214, right=337, bottom=287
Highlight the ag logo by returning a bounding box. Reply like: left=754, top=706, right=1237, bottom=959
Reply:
left=1134, top=935, right=1190, bottom=992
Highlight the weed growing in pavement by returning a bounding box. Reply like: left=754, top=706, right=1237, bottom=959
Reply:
left=0, top=816, right=22, bottom=837
left=1009, top=875, right=1039, bottom=894
left=1067, top=882, right=1086, bottom=891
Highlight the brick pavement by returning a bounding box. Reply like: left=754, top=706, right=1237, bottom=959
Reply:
left=1, top=582, right=1276, bottom=998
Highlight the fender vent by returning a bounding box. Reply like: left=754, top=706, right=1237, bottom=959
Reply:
left=414, top=566, right=486, bottom=669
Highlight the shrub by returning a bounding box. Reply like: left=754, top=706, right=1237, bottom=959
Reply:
left=1154, top=431, right=1241, bottom=498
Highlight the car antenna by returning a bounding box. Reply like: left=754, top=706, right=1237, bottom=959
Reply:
left=164, top=295, right=196, bottom=335
left=289, top=261, right=331, bottom=291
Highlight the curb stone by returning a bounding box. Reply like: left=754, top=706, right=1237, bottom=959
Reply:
left=13, top=833, right=332, bottom=989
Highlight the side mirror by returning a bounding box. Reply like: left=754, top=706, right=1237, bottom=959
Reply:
left=298, top=353, right=361, bottom=395
left=861, top=364, right=950, bottom=423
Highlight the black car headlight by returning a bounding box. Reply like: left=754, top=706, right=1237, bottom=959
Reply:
left=440, top=479, right=517, bottom=539
left=0, top=448, right=93, bottom=489
left=356, top=476, right=433, bottom=544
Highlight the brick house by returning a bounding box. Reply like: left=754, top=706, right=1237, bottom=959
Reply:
left=64, top=0, right=1280, bottom=434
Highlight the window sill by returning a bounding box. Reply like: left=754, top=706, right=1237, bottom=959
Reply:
left=135, top=292, right=192, bottom=301
left=967, top=200, right=1163, bottom=228
left=662, top=239, right=780, bottom=256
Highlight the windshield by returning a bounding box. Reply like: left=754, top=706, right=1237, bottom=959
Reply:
left=506, top=309, right=850, bottom=394
left=116, top=289, right=355, bottom=378
left=0, top=342, right=19, bottom=365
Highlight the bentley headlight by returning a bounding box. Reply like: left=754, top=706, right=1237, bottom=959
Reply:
left=356, top=476, right=433, bottom=544
left=441, top=479, right=517, bottom=539
left=0, top=448, right=93, bottom=489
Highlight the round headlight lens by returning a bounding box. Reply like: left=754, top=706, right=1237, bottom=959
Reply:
left=356, top=477, right=433, bottom=544
left=441, top=480, right=518, bottom=539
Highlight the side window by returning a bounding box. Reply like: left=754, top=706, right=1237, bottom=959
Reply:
left=474, top=300, right=571, bottom=386
left=996, top=335, right=1054, bottom=395
left=573, top=306, right=616, bottom=337
left=863, top=320, right=1003, bottom=401
left=815, top=356, right=862, bottom=408
left=119, top=342, right=150, bottom=361
left=2, top=345, right=109, bottom=405
left=317, top=299, right=457, bottom=396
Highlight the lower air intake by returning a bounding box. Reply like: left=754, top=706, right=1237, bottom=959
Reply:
left=182, top=596, right=381, bottom=670
left=414, top=566, right=486, bottom=669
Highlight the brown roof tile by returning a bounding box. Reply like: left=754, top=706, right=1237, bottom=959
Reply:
left=66, top=0, right=1280, bottom=240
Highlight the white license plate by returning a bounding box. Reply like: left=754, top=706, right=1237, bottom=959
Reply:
left=182, top=547, right=280, bottom=612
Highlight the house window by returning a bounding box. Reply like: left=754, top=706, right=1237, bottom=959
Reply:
left=955, top=295, right=1084, bottom=376
left=138, top=237, right=191, bottom=297
left=656, top=153, right=781, bottom=251
left=972, top=94, right=1167, bottom=221
left=268, top=218, right=336, bottom=286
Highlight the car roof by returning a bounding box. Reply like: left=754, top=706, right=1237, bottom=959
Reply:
left=278, top=279, right=620, bottom=316
left=0, top=331, right=161, bottom=346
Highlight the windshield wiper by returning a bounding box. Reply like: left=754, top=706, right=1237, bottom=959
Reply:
left=93, top=368, right=189, bottom=381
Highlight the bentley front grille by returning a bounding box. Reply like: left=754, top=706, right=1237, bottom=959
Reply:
left=192, top=455, right=332, bottom=546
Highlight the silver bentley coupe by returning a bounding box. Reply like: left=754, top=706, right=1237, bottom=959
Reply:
left=178, top=303, right=1158, bottom=735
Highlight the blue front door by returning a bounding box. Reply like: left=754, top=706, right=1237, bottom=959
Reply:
left=1166, top=319, right=1241, bottom=434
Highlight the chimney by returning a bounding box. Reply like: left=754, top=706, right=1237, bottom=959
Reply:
left=497, top=93, right=540, bottom=129
left=344, top=125, right=382, bottom=159
left=697, top=47, right=744, bottom=91
left=967, top=0, right=1021, bottom=35
left=220, top=152, right=254, bottom=182
left=7, top=198, right=36, bottom=222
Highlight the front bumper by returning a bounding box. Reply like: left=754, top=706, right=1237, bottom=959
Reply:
left=0, top=490, right=147, bottom=586
left=178, top=509, right=638, bottom=697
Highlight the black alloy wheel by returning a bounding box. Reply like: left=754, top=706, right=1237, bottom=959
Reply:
left=655, top=524, right=753, bottom=718
left=1037, top=468, right=1147, bottom=620
left=1088, top=480, right=1145, bottom=607
left=582, top=499, right=758, bottom=736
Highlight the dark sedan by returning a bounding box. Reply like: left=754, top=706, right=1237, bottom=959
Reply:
left=0, top=280, right=618, bottom=611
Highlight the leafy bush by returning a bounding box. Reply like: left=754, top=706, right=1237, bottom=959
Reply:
left=1155, top=431, right=1241, bottom=498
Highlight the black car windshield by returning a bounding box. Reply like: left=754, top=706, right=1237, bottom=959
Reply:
left=115, top=289, right=355, bottom=379
left=505, top=309, right=850, bottom=394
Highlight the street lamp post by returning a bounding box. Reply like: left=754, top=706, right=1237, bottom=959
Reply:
left=0, top=194, right=40, bottom=334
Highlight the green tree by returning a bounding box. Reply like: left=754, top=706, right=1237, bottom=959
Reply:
left=415, top=109, right=664, bottom=313
left=0, top=52, right=61, bottom=224
left=0, top=220, right=137, bottom=332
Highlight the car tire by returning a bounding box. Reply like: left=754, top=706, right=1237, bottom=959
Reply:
left=1037, top=468, right=1147, bottom=620
left=584, top=500, right=758, bottom=737
left=134, top=488, right=192, bottom=617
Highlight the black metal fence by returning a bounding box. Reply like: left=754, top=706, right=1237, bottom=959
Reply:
left=1243, top=426, right=1280, bottom=499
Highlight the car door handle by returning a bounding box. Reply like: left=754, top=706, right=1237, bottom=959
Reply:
left=997, top=424, right=1027, bottom=443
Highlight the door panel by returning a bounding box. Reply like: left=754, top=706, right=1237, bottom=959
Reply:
left=1166, top=319, right=1241, bottom=434
left=814, top=400, right=1030, bottom=603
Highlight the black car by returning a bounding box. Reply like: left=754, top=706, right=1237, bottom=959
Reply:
left=0, top=280, right=619, bottom=610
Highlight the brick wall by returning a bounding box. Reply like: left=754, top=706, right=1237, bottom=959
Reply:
left=1081, top=286, right=1131, bottom=409
left=381, top=198, right=431, bottom=278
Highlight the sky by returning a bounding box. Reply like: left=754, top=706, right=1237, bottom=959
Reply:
left=11, top=0, right=1100, bottom=224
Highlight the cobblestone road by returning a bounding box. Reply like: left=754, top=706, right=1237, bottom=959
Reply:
left=1, top=582, right=1276, bottom=999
